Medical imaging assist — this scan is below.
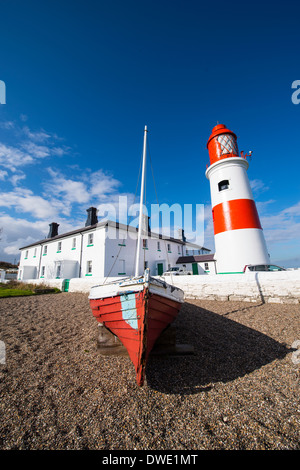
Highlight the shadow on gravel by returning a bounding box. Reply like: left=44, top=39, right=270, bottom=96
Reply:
left=146, top=301, right=291, bottom=394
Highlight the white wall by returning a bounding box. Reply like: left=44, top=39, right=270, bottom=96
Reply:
left=67, top=270, right=300, bottom=304
left=18, top=223, right=206, bottom=281
left=81, top=227, right=105, bottom=278
left=19, top=232, right=84, bottom=280
left=180, top=261, right=217, bottom=275
left=103, top=226, right=189, bottom=277
left=19, top=270, right=300, bottom=304
left=19, top=245, right=41, bottom=279
left=104, top=227, right=137, bottom=277
left=168, top=270, right=300, bottom=304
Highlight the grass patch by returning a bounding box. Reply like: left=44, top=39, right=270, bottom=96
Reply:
left=0, top=281, right=61, bottom=298
left=0, top=288, right=35, bottom=297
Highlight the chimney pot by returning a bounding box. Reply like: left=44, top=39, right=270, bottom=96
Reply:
left=178, top=228, right=186, bottom=242
left=140, top=214, right=151, bottom=235
left=85, top=207, right=98, bottom=227
left=48, top=222, right=59, bottom=238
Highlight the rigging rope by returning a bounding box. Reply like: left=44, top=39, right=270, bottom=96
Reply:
left=147, top=140, right=174, bottom=285
left=103, top=148, right=144, bottom=284
left=103, top=131, right=175, bottom=284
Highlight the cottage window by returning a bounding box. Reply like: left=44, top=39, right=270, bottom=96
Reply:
left=118, top=259, right=126, bottom=275
left=205, top=262, right=209, bottom=271
left=72, top=238, right=76, bottom=249
left=56, top=263, right=61, bottom=278
left=86, top=260, right=92, bottom=275
left=178, top=245, right=181, bottom=254
left=25, top=250, right=28, bottom=259
left=41, top=266, right=45, bottom=277
left=143, top=239, right=148, bottom=249
left=34, top=248, right=37, bottom=257
left=157, top=241, right=161, bottom=251
left=43, top=246, right=47, bottom=255
left=88, top=233, right=94, bottom=246
left=167, top=243, right=171, bottom=252
left=57, top=241, right=62, bottom=252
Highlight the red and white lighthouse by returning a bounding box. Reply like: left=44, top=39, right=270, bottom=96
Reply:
left=205, top=124, right=269, bottom=274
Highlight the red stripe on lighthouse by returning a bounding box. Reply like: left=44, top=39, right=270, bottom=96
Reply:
left=213, top=199, right=262, bottom=235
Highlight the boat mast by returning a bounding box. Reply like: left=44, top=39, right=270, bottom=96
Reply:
left=135, top=125, right=147, bottom=277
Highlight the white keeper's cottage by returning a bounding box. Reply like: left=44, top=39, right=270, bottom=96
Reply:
left=18, top=207, right=213, bottom=285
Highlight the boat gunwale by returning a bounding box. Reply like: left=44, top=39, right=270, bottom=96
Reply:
left=89, top=279, right=184, bottom=304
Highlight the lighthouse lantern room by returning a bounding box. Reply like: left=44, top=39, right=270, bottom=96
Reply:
left=205, top=124, right=270, bottom=274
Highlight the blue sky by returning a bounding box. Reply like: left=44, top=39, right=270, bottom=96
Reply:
left=0, top=0, right=299, bottom=267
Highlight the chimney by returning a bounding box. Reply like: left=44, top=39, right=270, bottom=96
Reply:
left=48, top=222, right=59, bottom=238
left=178, top=228, right=186, bottom=242
left=140, top=214, right=151, bottom=235
left=85, top=207, right=98, bottom=227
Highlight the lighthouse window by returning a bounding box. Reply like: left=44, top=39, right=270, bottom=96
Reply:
left=218, top=180, right=230, bottom=191
left=217, top=134, right=238, bottom=155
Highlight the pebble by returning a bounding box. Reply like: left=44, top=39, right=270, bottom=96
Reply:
left=0, top=293, right=299, bottom=450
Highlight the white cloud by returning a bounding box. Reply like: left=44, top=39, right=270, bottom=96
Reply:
left=250, top=179, right=269, bottom=194
left=44, top=167, right=123, bottom=209
left=0, top=119, right=132, bottom=260
left=0, top=213, right=81, bottom=258
left=0, top=121, right=15, bottom=130
left=282, top=201, right=300, bottom=217
left=0, top=188, right=62, bottom=219
left=0, top=120, right=69, bottom=176
left=0, top=214, right=47, bottom=243
left=44, top=168, right=90, bottom=205
left=22, top=126, right=51, bottom=142
left=89, top=169, right=121, bottom=198
left=10, top=171, right=26, bottom=186
left=21, top=141, right=51, bottom=159
left=0, top=214, right=48, bottom=257
left=261, top=201, right=300, bottom=244
left=51, top=146, right=69, bottom=156
left=0, top=143, right=34, bottom=170
left=0, top=169, right=8, bottom=180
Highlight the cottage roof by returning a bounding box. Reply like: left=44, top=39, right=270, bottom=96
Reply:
left=19, top=219, right=211, bottom=252
left=176, top=254, right=215, bottom=263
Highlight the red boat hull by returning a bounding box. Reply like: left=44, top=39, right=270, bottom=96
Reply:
left=90, top=287, right=182, bottom=386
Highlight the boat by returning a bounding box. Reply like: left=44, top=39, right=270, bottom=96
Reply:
left=89, top=126, right=184, bottom=386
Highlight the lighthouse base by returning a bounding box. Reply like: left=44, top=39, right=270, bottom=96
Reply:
left=215, top=228, right=270, bottom=274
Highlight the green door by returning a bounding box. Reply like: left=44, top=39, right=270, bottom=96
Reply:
left=157, top=263, right=164, bottom=276
left=192, top=263, right=199, bottom=275
left=63, top=279, right=70, bottom=292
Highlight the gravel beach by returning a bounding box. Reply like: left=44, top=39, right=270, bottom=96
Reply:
left=0, top=292, right=299, bottom=450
